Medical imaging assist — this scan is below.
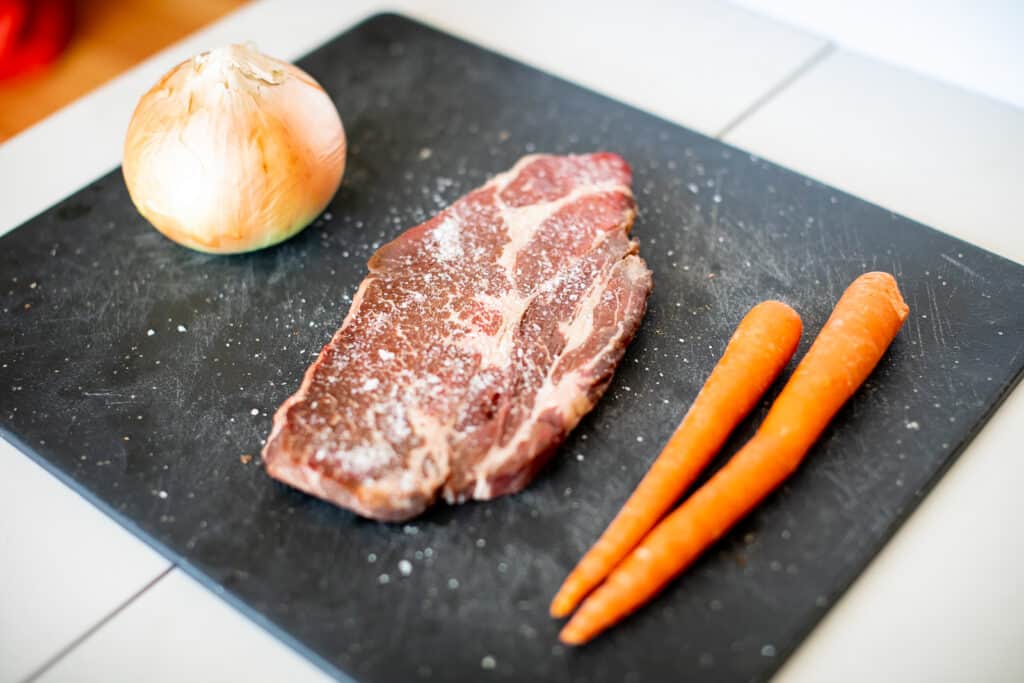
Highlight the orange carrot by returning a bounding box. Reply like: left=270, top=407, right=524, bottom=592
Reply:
left=550, top=300, right=802, bottom=618
left=560, top=271, right=909, bottom=645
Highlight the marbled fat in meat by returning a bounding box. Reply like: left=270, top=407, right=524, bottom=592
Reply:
left=263, top=153, right=652, bottom=521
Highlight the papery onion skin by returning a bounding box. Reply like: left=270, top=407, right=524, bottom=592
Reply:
left=123, top=44, right=346, bottom=254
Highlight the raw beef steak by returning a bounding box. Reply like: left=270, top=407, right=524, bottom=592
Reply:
left=263, top=153, right=652, bottom=521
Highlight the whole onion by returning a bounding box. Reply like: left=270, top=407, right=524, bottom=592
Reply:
left=123, top=44, right=346, bottom=254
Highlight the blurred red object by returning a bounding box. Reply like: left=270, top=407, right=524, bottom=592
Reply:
left=0, top=0, right=74, bottom=81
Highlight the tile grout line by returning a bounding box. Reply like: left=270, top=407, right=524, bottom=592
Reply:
left=715, top=42, right=836, bottom=139
left=20, top=566, right=176, bottom=683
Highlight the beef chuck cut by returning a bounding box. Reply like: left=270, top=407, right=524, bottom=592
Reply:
left=263, top=153, right=652, bottom=521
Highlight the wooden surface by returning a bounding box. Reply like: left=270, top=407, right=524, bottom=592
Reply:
left=0, top=0, right=247, bottom=141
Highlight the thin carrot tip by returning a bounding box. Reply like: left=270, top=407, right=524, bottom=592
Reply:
left=558, top=626, right=587, bottom=646
left=550, top=598, right=572, bottom=619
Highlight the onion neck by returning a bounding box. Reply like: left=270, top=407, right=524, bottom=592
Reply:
left=191, top=44, right=287, bottom=90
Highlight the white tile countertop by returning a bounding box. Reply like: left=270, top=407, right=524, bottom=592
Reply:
left=1, top=1, right=1022, bottom=681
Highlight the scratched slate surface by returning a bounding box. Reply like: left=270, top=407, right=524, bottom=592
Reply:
left=2, top=13, right=1023, bottom=683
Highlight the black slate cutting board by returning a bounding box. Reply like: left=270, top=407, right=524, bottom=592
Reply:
left=2, top=13, right=1023, bottom=683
